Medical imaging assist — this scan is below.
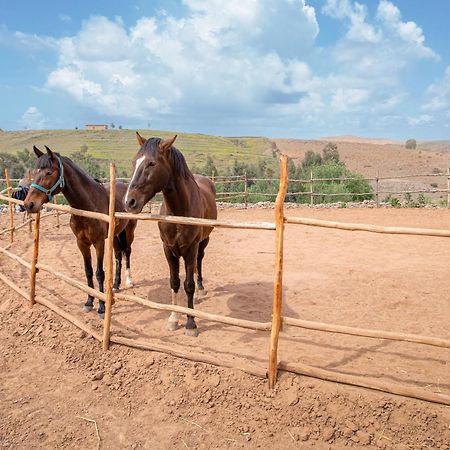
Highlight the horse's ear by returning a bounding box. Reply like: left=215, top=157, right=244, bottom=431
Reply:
left=136, top=132, right=146, bottom=147
left=159, top=135, right=177, bottom=153
left=33, top=146, right=44, bottom=158
left=44, top=145, right=55, bottom=160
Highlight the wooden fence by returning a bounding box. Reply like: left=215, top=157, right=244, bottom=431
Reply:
left=0, top=159, right=450, bottom=406
left=212, top=169, right=450, bottom=208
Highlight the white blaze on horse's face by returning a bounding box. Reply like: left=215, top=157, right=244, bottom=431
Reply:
left=125, top=155, right=146, bottom=205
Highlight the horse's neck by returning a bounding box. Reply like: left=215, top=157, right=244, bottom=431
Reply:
left=61, top=160, right=106, bottom=212
left=162, top=175, right=196, bottom=216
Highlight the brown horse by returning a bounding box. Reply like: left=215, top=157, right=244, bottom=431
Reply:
left=125, top=133, right=217, bottom=336
left=24, top=146, right=137, bottom=319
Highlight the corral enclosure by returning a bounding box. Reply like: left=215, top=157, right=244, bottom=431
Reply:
left=1, top=205, right=450, bottom=447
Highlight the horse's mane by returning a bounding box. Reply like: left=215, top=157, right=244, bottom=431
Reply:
left=36, top=153, right=106, bottom=189
left=145, top=138, right=194, bottom=181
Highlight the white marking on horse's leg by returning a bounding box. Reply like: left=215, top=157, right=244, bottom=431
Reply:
left=167, top=289, right=180, bottom=330
left=125, top=268, right=133, bottom=288
left=125, top=155, right=145, bottom=205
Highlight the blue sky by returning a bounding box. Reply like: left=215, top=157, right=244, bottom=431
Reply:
left=0, top=0, right=449, bottom=140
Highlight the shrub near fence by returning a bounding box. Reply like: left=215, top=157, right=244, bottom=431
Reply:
left=1, top=159, right=450, bottom=405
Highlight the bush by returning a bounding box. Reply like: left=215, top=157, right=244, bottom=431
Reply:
left=405, top=139, right=417, bottom=149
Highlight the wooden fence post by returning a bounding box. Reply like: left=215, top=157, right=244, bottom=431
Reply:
left=447, top=167, right=450, bottom=209
left=5, top=168, right=14, bottom=243
left=376, top=170, right=380, bottom=208
left=30, top=212, right=41, bottom=306
left=102, top=163, right=116, bottom=351
left=27, top=169, right=33, bottom=232
left=310, top=170, right=314, bottom=207
left=244, top=171, right=248, bottom=209
left=268, top=155, right=288, bottom=389
left=54, top=195, right=60, bottom=227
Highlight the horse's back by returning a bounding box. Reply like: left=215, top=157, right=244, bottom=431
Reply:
left=194, top=175, right=217, bottom=220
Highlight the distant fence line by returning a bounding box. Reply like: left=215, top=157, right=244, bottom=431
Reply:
left=2, top=167, right=450, bottom=208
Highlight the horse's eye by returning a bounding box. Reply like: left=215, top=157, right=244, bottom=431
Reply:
left=149, top=161, right=156, bottom=167
left=46, top=171, right=52, bottom=176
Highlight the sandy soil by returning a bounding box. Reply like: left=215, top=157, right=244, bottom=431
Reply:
left=1, top=207, right=450, bottom=449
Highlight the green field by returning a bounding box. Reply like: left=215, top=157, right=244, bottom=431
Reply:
left=0, top=129, right=276, bottom=176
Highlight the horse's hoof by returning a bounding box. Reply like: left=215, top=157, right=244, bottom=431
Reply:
left=185, top=328, right=199, bottom=337
left=167, top=321, right=179, bottom=331
left=112, top=287, right=119, bottom=293
left=125, top=280, right=134, bottom=288
left=98, top=312, right=105, bottom=320
left=83, top=305, right=93, bottom=313
left=195, top=288, right=207, bottom=299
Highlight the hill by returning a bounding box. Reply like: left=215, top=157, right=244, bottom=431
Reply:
left=0, top=129, right=276, bottom=176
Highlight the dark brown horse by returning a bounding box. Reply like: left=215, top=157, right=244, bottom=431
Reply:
left=24, top=146, right=137, bottom=319
left=125, top=133, right=217, bottom=336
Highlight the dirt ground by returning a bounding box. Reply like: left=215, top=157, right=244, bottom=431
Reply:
left=1, top=207, right=450, bottom=449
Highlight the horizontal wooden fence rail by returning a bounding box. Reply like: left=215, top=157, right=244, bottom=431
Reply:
left=285, top=216, right=450, bottom=238
left=282, top=316, right=450, bottom=349
left=115, top=292, right=271, bottom=331
left=279, top=361, right=450, bottom=406
left=115, top=212, right=276, bottom=231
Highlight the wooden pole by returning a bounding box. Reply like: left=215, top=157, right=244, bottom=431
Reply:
left=29, top=212, right=40, bottom=306
left=279, top=360, right=450, bottom=406
left=27, top=169, right=32, bottom=232
left=376, top=169, right=380, bottom=208
left=268, top=155, right=288, bottom=389
left=244, top=171, right=248, bottom=209
left=309, top=170, right=313, bottom=207
left=285, top=216, right=450, bottom=238
left=447, top=167, right=450, bottom=209
left=102, top=163, right=116, bottom=351
left=5, top=168, right=14, bottom=243
left=54, top=195, right=60, bottom=227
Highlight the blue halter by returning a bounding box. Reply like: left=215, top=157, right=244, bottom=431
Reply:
left=31, top=155, right=65, bottom=202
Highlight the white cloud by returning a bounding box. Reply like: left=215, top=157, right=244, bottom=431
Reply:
left=323, top=0, right=381, bottom=43
left=407, top=114, right=433, bottom=126
left=422, top=67, right=450, bottom=112
left=6, top=1, right=442, bottom=137
left=20, top=106, right=47, bottom=129
left=45, top=2, right=319, bottom=120
left=376, top=0, right=437, bottom=59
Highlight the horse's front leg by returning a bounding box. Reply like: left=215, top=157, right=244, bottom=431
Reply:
left=112, top=237, right=122, bottom=293
left=77, top=240, right=94, bottom=313
left=94, top=240, right=106, bottom=319
left=163, top=245, right=181, bottom=331
left=183, top=243, right=199, bottom=337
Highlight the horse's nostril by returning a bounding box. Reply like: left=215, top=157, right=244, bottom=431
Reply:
left=27, top=202, right=34, bottom=211
left=128, top=198, right=136, bottom=208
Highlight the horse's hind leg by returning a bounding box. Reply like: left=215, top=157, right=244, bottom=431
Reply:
left=113, top=237, right=122, bottom=293
left=163, top=244, right=181, bottom=331
left=94, top=240, right=106, bottom=319
left=77, top=240, right=94, bottom=313
left=195, top=237, right=209, bottom=299
left=184, top=244, right=199, bottom=337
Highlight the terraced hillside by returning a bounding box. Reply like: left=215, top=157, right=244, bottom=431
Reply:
left=0, top=129, right=276, bottom=176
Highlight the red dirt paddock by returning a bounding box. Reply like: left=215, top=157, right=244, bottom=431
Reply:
left=0, top=159, right=449, bottom=408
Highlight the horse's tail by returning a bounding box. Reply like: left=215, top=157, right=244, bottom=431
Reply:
left=118, top=229, right=128, bottom=253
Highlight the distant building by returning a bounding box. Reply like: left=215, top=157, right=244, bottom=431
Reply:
left=85, top=124, right=108, bottom=130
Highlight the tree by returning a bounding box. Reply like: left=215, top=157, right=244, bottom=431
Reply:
left=110, top=123, right=115, bottom=129
left=69, top=146, right=106, bottom=178
left=322, top=142, right=340, bottom=163
left=405, top=139, right=417, bottom=149
left=118, top=125, right=122, bottom=130
left=302, top=150, right=322, bottom=170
